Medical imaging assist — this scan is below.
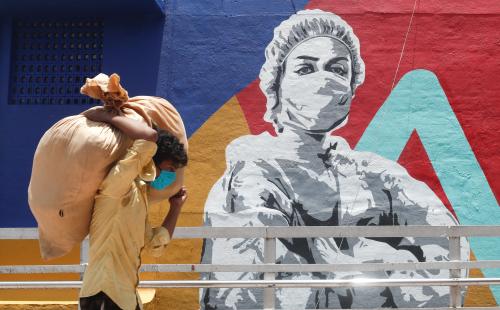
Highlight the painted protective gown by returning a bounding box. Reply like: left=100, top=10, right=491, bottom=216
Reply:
left=201, top=131, right=469, bottom=309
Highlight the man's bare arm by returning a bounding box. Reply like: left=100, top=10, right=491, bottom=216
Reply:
left=161, top=187, right=187, bottom=238
left=83, top=107, right=158, bottom=142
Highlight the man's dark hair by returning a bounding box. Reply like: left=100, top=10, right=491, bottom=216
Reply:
left=152, top=129, right=188, bottom=169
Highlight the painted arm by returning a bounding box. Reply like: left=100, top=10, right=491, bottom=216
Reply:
left=200, top=163, right=278, bottom=309
left=200, top=158, right=323, bottom=309
left=326, top=149, right=469, bottom=307
left=82, top=107, right=158, bottom=141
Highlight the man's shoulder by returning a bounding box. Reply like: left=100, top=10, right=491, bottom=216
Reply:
left=129, top=139, right=157, bottom=156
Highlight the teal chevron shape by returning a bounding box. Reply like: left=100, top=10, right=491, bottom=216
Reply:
left=356, top=69, right=500, bottom=302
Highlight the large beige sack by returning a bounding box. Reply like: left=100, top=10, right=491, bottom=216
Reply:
left=28, top=74, right=188, bottom=260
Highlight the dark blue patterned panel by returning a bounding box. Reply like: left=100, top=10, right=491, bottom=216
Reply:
left=9, top=19, right=103, bottom=105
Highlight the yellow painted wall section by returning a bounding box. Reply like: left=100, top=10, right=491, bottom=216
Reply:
left=0, top=240, right=80, bottom=304
left=464, top=252, right=497, bottom=306
left=141, top=96, right=250, bottom=310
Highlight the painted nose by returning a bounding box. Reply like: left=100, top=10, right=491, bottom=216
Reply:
left=317, top=77, right=349, bottom=96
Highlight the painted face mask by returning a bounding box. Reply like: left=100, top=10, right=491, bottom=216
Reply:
left=151, top=170, right=176, bottom=190
left=279, top=72, right=352, bottom=132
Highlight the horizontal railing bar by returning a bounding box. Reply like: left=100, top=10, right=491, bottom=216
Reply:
left=0, top=265, right=86, bottom=274
left=264, top=226, right=500, bottom=238
left=1, top=278, right=500, bottom=289
left=0, top=228, right=38, bottom=239
left=287, top=308, right=500, bottom=310
left=1, top=226, right=500, bottom=240
left=3, top=260, right=500, bottom=274
left=175, top=226, right=268, bottom=238
left=299, top=308, right=500, bottom=310
left=141, top=261, right=500, bottom=273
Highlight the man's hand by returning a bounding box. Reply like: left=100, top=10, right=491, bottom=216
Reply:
left=161, top=187, right=188, bottom=239
left=169, top=187, right=187, bottom=209
left=82, top=107, right=119, bottom=123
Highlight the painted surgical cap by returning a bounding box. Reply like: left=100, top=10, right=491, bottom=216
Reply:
left=259, top=9, right=365, bottom=130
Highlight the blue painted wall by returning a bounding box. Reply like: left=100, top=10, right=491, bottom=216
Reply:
left=0, top=2, right=165, bottom=227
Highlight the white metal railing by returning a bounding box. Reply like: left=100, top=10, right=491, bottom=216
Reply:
left=1, top=226, right=500, bottom=310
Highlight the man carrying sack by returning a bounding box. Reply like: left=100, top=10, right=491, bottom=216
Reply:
left=29, top=73, right=189, bottom=310
left=78, top=106, right=188, bottom=310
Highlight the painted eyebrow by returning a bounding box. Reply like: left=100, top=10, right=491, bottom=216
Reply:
left=326, top=56, right=350, bottom=63
left=296, top=55, right=319, bottom=61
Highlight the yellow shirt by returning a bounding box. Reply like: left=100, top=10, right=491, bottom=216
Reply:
left=80, top=139, right=171, bottom=310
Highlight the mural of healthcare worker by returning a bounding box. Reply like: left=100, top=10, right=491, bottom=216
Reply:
left=200, top=9, right=469, bottom=309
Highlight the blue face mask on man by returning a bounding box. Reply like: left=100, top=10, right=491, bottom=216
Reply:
left=151, top=170, right=176, bottom=190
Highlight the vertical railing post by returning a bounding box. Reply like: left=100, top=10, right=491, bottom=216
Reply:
left=80, top=237, right=89, bottom=280
left=263, top=228, right=276, bottom=310
left=449, top=234, right=462, bottom=308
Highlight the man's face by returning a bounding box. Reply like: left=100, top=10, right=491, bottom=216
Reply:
left=156, top=160, right=176, bottom=175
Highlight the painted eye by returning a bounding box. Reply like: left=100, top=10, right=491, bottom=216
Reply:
left=327, top=63, right=347, bottom=76
left=295, top=64, right=314, bottom=76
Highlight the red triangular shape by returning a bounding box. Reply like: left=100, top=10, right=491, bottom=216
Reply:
left=398, top=130, right=457, bottom=219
